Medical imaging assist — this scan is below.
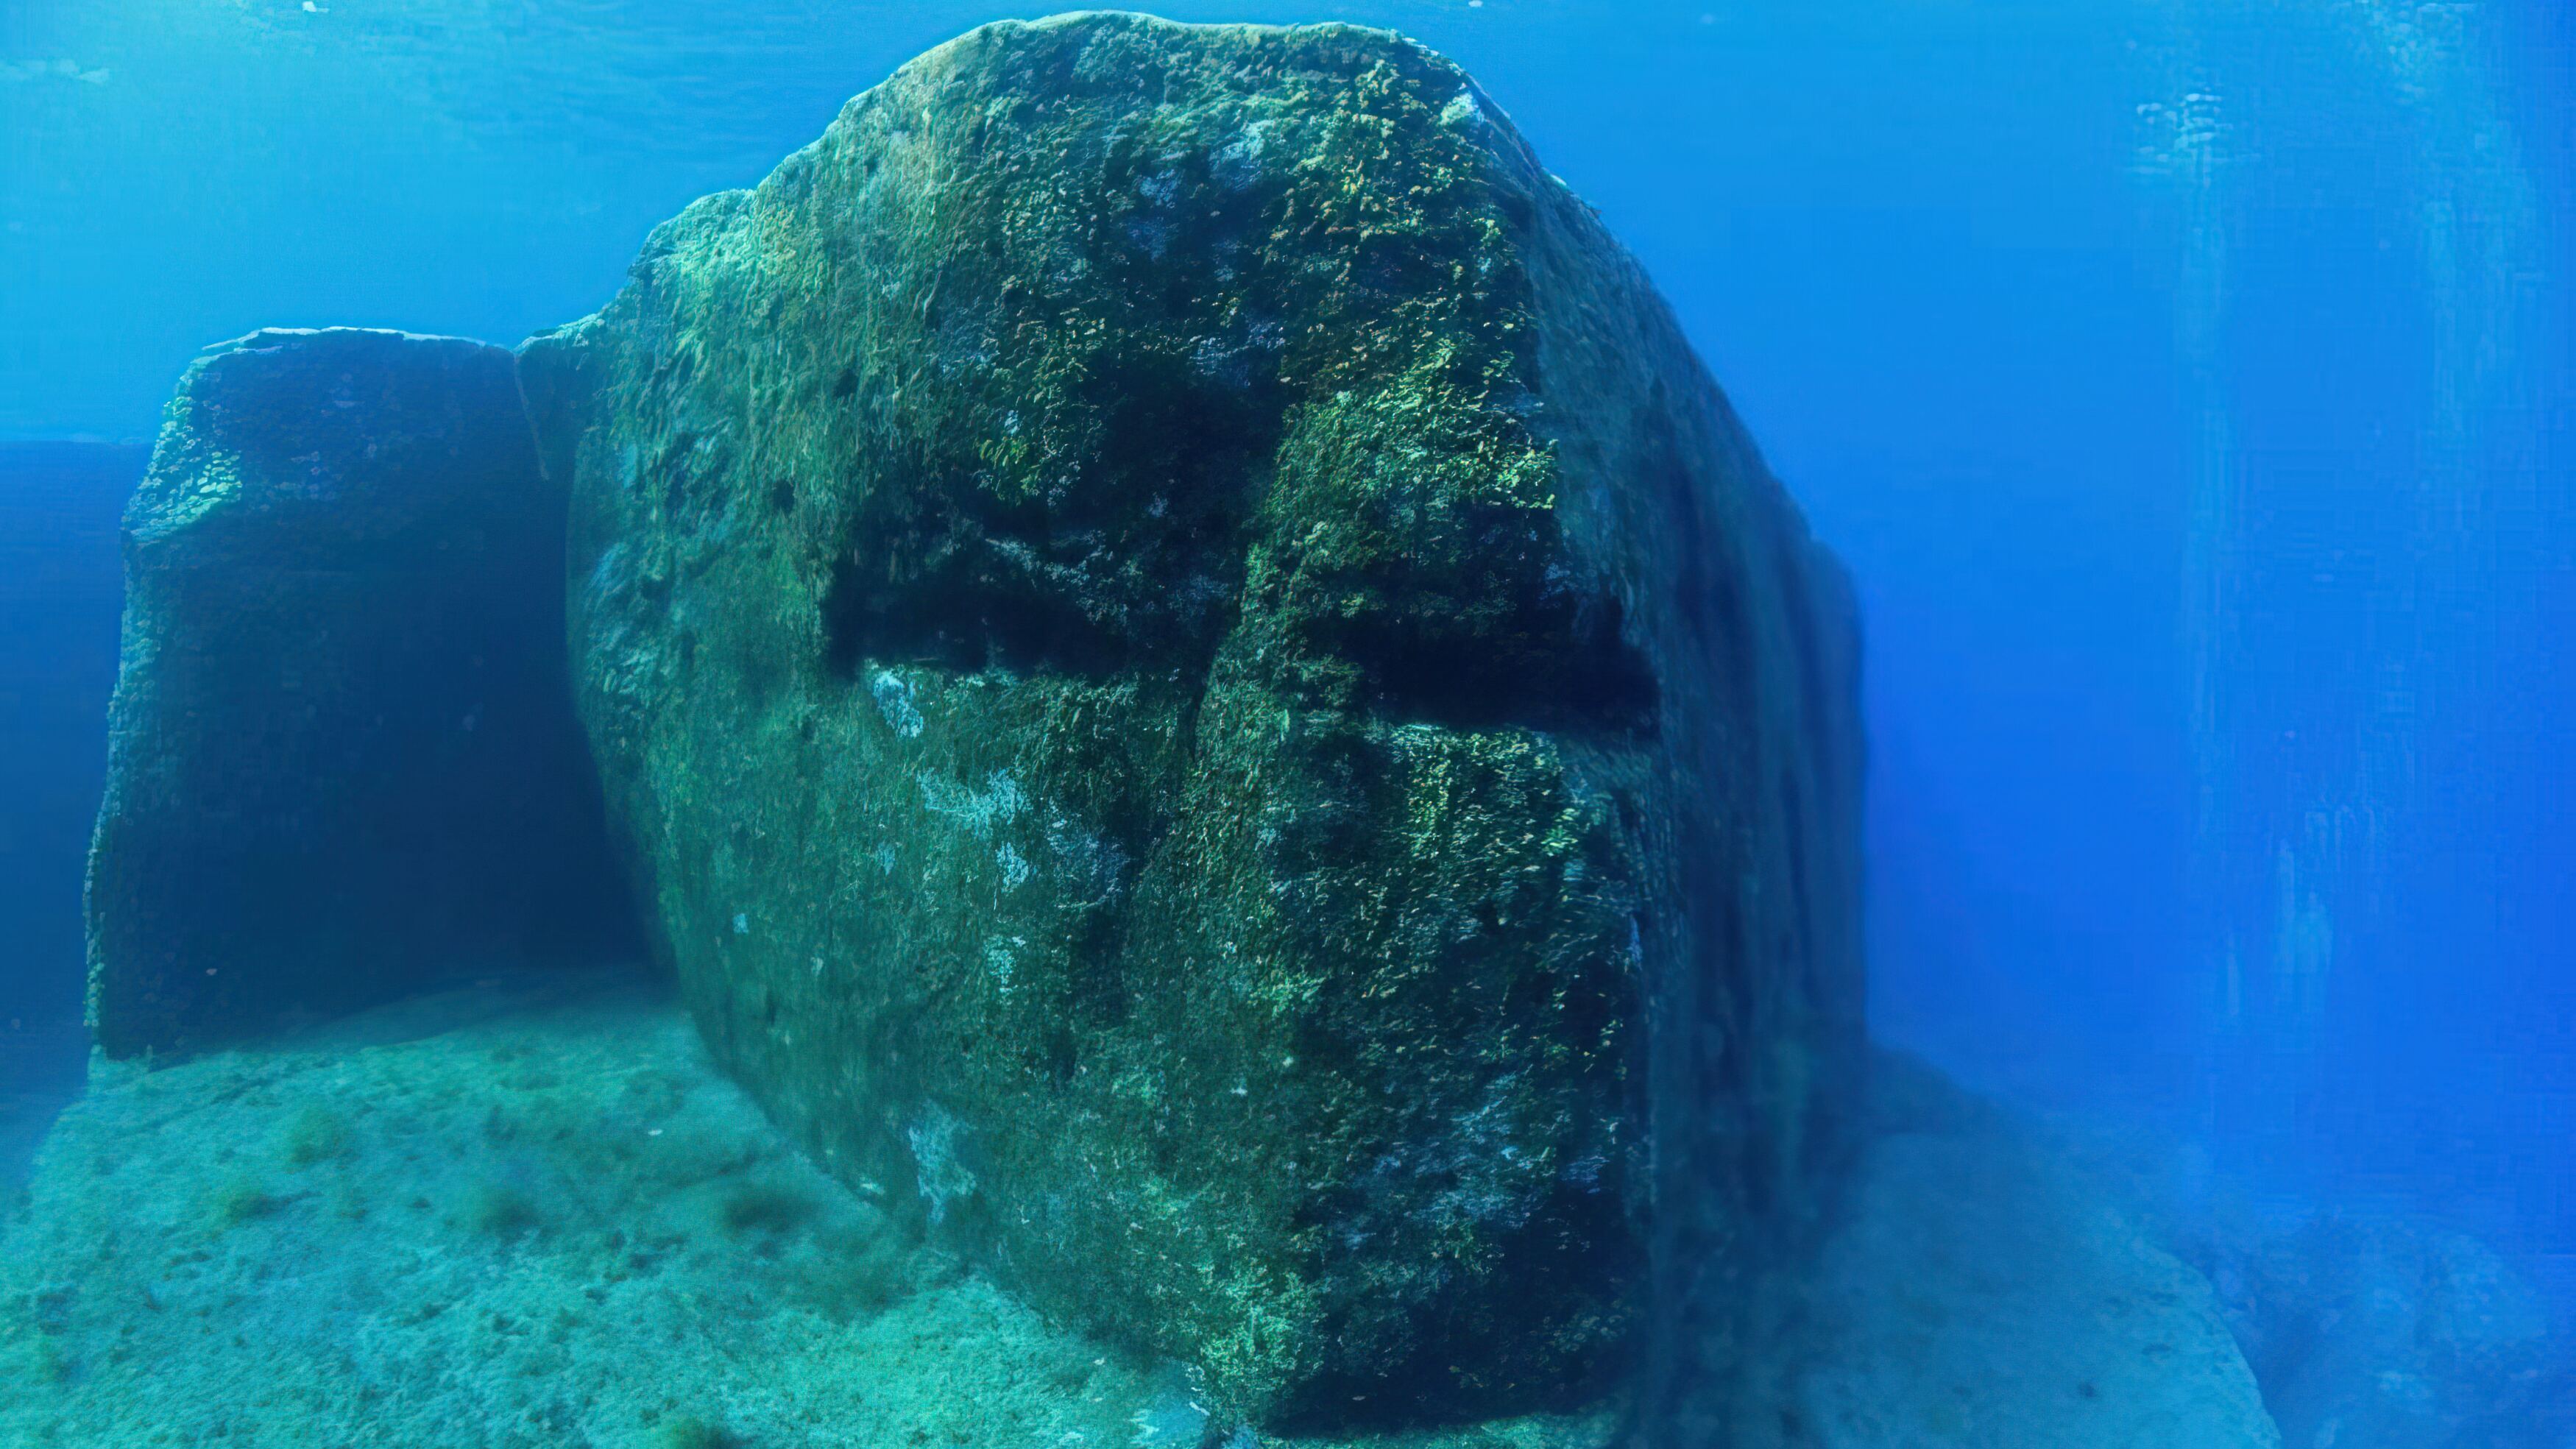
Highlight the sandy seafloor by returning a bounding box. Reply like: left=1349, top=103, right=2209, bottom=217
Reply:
left=0, top=975, right=1616, bottom=1449
left=4, top=968, right=2552, bottom=1449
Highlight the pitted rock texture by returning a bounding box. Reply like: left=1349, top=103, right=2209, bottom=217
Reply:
left=86, top=327, right=636, bottom=1059
left=522, top=15, right=1866, bottom=1434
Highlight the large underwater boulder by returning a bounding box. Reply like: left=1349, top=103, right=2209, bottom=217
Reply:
left=523, top=14, right=1866, bottom=1432
left=85, top=327, right=635, bottom=1058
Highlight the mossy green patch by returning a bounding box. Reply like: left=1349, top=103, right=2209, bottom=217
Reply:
left=282, top=1103, right=353, bottom=1166
left=655, top=1414, right=739, bottom=1449
left=210, top=1173, right=280, bottom=1229
left=718, top=1177, right=816, bottom=1236
left=459, top=1180, right=542, bottom=1237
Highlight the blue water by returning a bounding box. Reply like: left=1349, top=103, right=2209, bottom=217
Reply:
left=3, top=0, right=2570, bottom=1433
left=0, top=444, right=132, bottom=1183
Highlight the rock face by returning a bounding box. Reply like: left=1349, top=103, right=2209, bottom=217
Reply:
left=85, top=328, right=636, bottom=1058
left=2226, top=1216, right=2556, bottom=1449
left=521, top=14, right=1865, bottom=1432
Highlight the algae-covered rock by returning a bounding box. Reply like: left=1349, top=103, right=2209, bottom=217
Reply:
left=523, top=15, right=1864, bottom=1431
left=85, top=327, right=635, bottom=1058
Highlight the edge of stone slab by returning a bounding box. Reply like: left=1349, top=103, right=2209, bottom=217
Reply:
left=128, top=326, right=532, bottom=544
left=195, top=326, right=510, bottom=355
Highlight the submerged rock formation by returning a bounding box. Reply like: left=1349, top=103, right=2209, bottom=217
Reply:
left=85, top=328, right=634, bottom=1057
left=1794, top=1056, right=2282, bottom=1449
left=522, top=14, right=1864, bottom=1433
